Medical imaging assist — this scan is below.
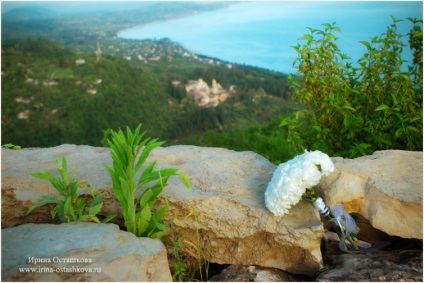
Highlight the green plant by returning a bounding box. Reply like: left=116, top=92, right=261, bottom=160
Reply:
left=168, top=227, right=189, bottom=282
left=282, top=18, right=423, bottom=158
left=104, top=123, right=190, bottom=239
left=2, top=143, right=21, bottom=150
left=167, top=208, right=210, bottom=282
left=27, top=155, right=114, bottom=223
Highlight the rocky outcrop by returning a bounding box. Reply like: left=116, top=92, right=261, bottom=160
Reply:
left=2, top=145, right=422, bottom=277
left=1, top=145, right=323, bottom=277
left=1, top=222, right=172, bottom=281
left=208, top=265, right=309, bottom=282
left=316, top=235, right=423, bottom=282
left=317, top=150, right=423, bottom=239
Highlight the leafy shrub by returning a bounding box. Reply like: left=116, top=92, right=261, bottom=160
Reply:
left=104, top=124, right=190, bottom=239
left=27, top=155, right=114, bottom=223
left=282, top=17, right=423, bottom=158
left=2, top=143, right=21, bottom=150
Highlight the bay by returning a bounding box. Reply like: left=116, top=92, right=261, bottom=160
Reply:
left=118, top=1, right=423, bottom=74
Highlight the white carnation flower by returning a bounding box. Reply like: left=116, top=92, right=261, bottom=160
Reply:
left=265, top=150, right=334, bottom=216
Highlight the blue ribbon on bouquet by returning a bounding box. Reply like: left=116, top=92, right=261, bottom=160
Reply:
left=329, top=204, right=390, bottom=253
left=313, top=198, right=391, bottom=253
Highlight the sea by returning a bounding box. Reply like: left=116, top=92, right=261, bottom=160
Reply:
left=118, top=1, right=423, bottom=74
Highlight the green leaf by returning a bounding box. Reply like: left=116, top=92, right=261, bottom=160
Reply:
left=26, top=196, right=61, bottom=215
left=88, top=203, right=102, bottom=216
left=149, top=231, right=165, bottom=240
left=299, top=34, right=313, bottom=42
left=63, top=197, right=72, bottom=222
left=51, top=209, right=57, bottom=220
left=360, top=41, right=372, bottom=50
left=375, top=104, right=390, bottom=111
left=135, top=140, right=165, bottom=173
left=312, top=126, right=322, bottom=133
left=77, top=215, right=92, bottom=222
left=136, top=204, right=151, bottom=236
left=139, top=188, right=154, bottom=209
left=153, top=206, right=168, bottom=222
left=137, top=168, right=177, bottom=188
left=89, top=192, right=105, bottom=208
left=410, top=116, right=421, bottom=123
left=329, top=93, right=335, bottom=102
left=180, top=171, right=190, bottom=189
left=73, top=198, right=86, bottom=218
left=342, top=105, right=356, bottom=112
left=140, top=204, right=152, bottom=222
left=102, top=214, right=116, bottom=223
left=279, top=119, right=289, bottom=127
left=141, top=160, right=156, bottom=178
left=395, top=128, right=403, bottom=138
left=30, top=172, right=51, bottom=179
left=391, top=94, right=398, bottom=105
left=407, top=126, right=419, bottom=133
left=86, top=184, right=95, bottom=198
left=89, top=215, right=101, bottom=224
left=59, top=156, right=69, bottom=186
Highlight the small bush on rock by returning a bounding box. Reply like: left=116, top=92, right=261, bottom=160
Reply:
left=27, top=155, right=114, bottom=223
left=104, top=123, right=190, bottom=239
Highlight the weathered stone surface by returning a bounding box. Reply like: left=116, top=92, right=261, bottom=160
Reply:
left=317, top=150, right=423, bottom=239
left=1, top=222, right=172, bottom=282
left=1, top=145, right=324, bottom=276
left=316, top=236, right=423, bottom=282
left=208, top=265, right=309, bottom=282
left=152, top=146, right=323, bottom=276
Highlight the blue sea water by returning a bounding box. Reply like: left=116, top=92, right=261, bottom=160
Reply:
left=118, top=2, right=423, bottom=74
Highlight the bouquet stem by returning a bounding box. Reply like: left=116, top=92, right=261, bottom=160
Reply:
left=325, top=210, right=359, bottom=251
left=307, top=192, right=359, bottom=251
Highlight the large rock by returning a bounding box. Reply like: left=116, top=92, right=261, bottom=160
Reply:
left=1, top=222, right=172, bottom=281
left=208, top=265, right=309, bottom=282
left=1, top=145, right=324, bottom=277
left=316, top=236, right=423, bottom=282
left=317, top=150, right=423, bottom=239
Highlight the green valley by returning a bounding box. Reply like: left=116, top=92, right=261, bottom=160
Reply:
left=1, top=36, right=293, bottom=163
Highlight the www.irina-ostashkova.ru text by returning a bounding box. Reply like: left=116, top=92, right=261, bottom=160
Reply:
left=19, top=257, right=102, bottom=273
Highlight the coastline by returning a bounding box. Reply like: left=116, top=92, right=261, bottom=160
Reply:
left=117, top=2, right=233, bottom=39
left=116, top=1, right=422, bottom=75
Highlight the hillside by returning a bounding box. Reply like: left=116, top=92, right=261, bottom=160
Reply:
left=1, top=39, right=180, bottom=146
left=2, top=2, right=295, bottom=163
left=2, top=39, right=293, bottom=156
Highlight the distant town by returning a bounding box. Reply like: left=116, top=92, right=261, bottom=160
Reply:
left=181, top=79, right=236, bottom=108
left=103, top=37, right=234, bottom=70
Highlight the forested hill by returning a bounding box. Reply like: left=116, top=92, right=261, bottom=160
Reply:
left=2, top=38, right=293, bottom=149
left=2, top=38, right=178, bottom=146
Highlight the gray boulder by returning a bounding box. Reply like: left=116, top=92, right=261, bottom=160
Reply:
left=1, top=222, right=172, bottom=281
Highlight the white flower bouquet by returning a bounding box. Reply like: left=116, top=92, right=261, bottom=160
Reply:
left=265, top=150, right=360, bottom=251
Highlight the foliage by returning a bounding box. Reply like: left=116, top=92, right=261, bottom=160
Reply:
left=175, top=115, right=295, bottom=164
left=2, top=38, right=293, bottom=149
left=104, top=124, right=190, bottom=239
left=282, top=18, right=423, bottom=158
left=26, top=155, right=114, bottom=223
left=1, top=39, right=180, bottom=147
left=2, top=143, right=21, bottom=150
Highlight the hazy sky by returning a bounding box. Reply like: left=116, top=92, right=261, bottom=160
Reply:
left=3, top=1, right=422, bottom=13
left=1, top=1, right=155, bottom=14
